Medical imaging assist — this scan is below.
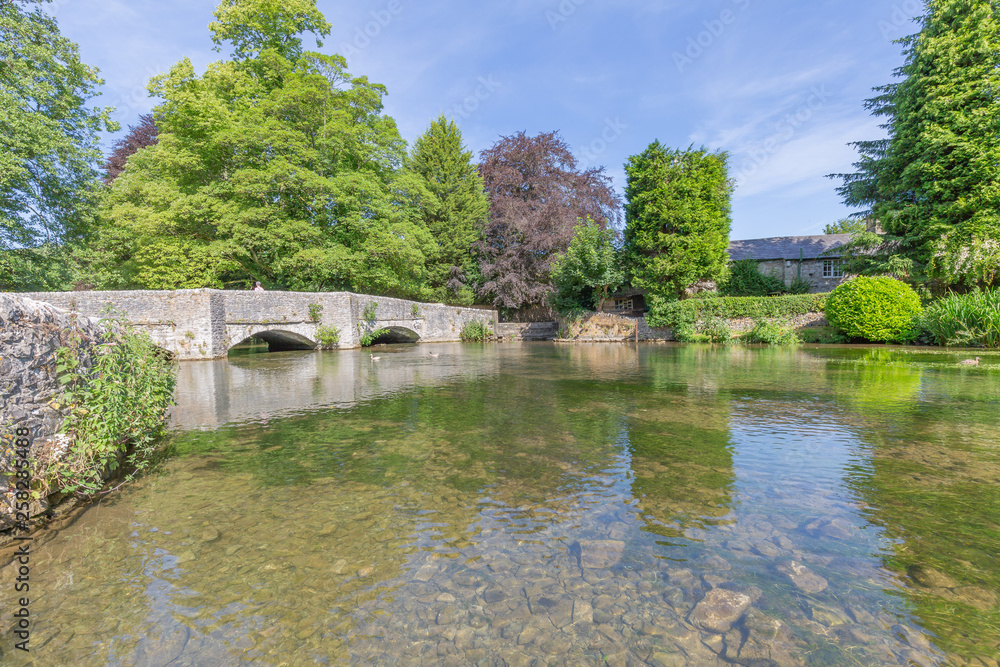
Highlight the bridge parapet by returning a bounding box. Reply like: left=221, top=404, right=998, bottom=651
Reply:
left=17, top=290, right=498, bottom=360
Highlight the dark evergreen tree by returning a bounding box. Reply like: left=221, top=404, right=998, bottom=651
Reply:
left=406, top=115, right=489, bottom=305
left=832, top=0, right=1000, bottom=289
left=623, top=142, right=733, bottom=300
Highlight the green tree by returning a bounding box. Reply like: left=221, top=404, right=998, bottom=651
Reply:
left=89, top=0, right=435, bottom=297
left=823, top=218, right=866, bottom=235
left=406, top=115, right=489, bottom=305
left=832, top=0, right=1000, bottom=290
left=623, top=142, right=733, bottom=300
left=549, top=217, right=623, bottom=314
left=0, top=0, right=117, bottom=286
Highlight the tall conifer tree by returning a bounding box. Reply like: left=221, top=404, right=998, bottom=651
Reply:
left=833, top=0, right=1000, bottom=289
left=407, top=115, right=489, bottom=304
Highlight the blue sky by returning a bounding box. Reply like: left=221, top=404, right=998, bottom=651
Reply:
left=51, top=0, right=923, bottom=240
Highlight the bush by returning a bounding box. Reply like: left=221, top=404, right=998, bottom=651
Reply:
left=316, top=325, right=340, bottom=348
left=461, top=319, right=493, bottom=342
left=359, top=327, right=387, bottom=347
left=702, top=317, right=734, bottom=344
left=786, top=277, right=813, bottom=295
left=825, top=276, right=922, bottom=343
left=920, top=288, right=1000, bottom=348
left=308, top=302, right=323, bottom=322
left=720, top=259, right=786, bottom=296
left=741, top=320, right=801, bottom=345
left=52, top=316, right=176, bottom=497
left=647, top=293, right=827, bottom=329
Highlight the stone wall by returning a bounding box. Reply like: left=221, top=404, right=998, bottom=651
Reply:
left=756, top=259, right=846, bottom=293
left=555, top=313, right=675, bottom=343
left=1, top=295, right=106, bottom=531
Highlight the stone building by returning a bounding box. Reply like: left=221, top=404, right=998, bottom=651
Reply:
left=727, top=234, right=851, bottom=293
left=598, top=233, right=851, bottom=314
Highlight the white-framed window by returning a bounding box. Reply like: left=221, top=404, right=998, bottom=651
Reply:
left=614, top=298, right=633, bottom=311
left=823, top=259, right=844, bottom=278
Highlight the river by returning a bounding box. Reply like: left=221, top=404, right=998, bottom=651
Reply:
left=1, top=343, right=997, bottom=665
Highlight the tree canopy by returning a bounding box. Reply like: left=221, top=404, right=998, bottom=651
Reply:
left=823, top=218, right=866, bottom=235
left=549, top=217, right=623, bottom=314
left=623, top=142, right=733, bottom=300
left=476, top=130, right=620, bottom=310
left=103, top=113, right=159, bottom=184
left=406, top=115, right=489, bottom=305
left=89, top=0, right=437, bottom=296
left=0, top=0, right=116, bottom=252
left=832, top=0, right=1000, bottom=290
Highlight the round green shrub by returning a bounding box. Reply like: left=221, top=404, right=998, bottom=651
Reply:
left=825, top=277, right=922, bottom=343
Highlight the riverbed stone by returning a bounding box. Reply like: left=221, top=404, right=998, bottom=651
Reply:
left=777, top=560, right=828, bottom=594
left=577, top=540, right=625, bottom=569
left=688, top=588, right=752, bottom=633
left=907, top=565, right=959, bottom=589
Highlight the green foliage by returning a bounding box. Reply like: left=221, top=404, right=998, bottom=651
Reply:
left=832, top=0, right=1000, bottom=290
left=919, top=288, right=1000, bottom=348
left=719, top=259, right=785, bottom=297
left=52, top=315, right=176, bottom=497
left=647, top=293, right=827, bottom=329
left=357, top=301, right=383, bottom=346
left=209, top=0, right=330, bottom=62
left=308, top=302, right=323, bottom=322
left=672, top=316, right=733, bottom=344
left=549, top=217, right=623, bottom=315
left=0, top=244, right=82, bottom=291
left=0, top=0, right=118, bottom=253
left=825, top=277, right=923, bottom=343
left=88, top=1, right=434, bottom=297
left=460, top=319, right=493, bottom=342
left=741, top=320, right=801, bottom=345
left=316, top=324, right=340, bottom=348
left=624, top=142, right=733, bottom=299
left=359, top=327, right=388, bottom=347
left=406, top=115, right=489, bottom=305
left=701, top=317, right=734, bottom=344
left=785, top=277, right=813, bottom=295
left=823, top=218, right=866, bottom=235
left=410, top=303, right=421, bottom=317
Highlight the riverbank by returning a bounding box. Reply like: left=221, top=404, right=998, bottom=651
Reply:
left=0, top=295, right=175, bottom=542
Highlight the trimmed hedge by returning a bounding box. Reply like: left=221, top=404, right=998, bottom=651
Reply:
left=647, top=293, right=828, bottom=329
left=825, top=276, right=922, bottom=343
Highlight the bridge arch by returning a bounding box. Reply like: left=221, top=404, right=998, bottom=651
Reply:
left=229, top=328, right=317, bottom=353
left=371, top=325, right=421, bottom=344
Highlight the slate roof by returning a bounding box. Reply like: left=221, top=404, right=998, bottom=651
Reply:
left=727, top=234, right=851, bottom=262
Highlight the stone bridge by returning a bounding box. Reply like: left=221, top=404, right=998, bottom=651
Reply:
left=19, top=290, right=498, bottom=360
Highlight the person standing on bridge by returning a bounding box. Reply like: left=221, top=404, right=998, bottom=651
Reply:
left=253, top=281, right=265, bottom=291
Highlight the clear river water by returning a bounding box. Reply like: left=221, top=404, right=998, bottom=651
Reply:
left=2, top=343, right=998, bottom=666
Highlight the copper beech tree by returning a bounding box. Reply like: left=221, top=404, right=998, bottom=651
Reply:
left=475, top=131, right=620, bottom=310
left=103, top=114, right=159, bottom=184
